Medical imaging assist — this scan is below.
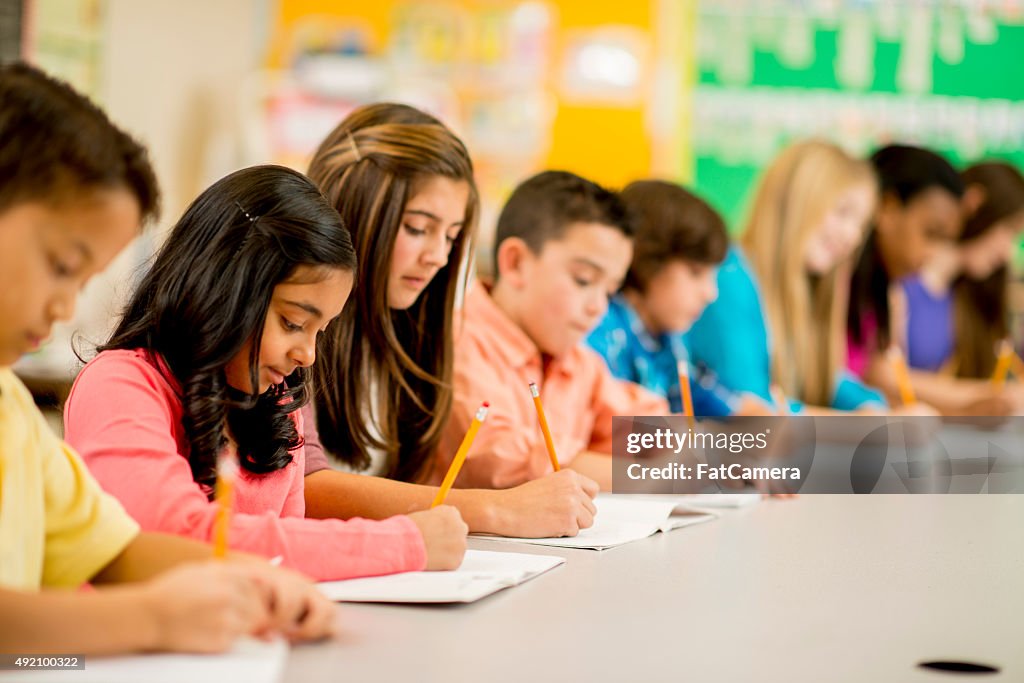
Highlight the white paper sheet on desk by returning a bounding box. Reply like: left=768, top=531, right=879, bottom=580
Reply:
left=628, top=492, right=763, bottom=511
left=0, top=637, right=286, bottom=683
left=471, top=496, right=717, bottom=551
left=317, top=549, right=565, bottom=603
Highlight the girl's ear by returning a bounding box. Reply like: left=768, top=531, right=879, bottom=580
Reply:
left=961, top=183, right=987, bottom=220
left=495, top=237, right=531, bottom=289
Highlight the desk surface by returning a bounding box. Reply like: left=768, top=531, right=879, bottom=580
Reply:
left=285, top=496, right=1023, bottom=682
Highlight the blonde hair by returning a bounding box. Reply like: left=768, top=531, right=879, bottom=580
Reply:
left=740, top=140, right=876, bottom=406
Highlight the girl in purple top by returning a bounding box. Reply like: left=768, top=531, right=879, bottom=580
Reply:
left=904, top=162, right=1024, bottom=379
left=849, top=147, right=1024, bottom=414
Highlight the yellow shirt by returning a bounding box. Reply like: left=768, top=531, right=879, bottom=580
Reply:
left=0, top=368, right=139, bottom=590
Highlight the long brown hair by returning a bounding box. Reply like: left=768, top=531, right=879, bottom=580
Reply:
left=952, top=162, right=1024, bottom=378
left=307, top=103, right=478, bottom=481
left=741, top=140, right=876, bottom=406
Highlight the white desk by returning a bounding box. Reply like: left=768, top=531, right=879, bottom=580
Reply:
left=286, top=496, right=1024, bottom=682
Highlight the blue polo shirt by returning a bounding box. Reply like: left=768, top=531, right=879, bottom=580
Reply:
left=587, top=294, right=741, bottom=417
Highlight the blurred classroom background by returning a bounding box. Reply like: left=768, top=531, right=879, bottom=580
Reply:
left=6, top=0, right=1024, bottom=391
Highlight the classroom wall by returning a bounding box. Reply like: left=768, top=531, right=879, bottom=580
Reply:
left=101, top=0, right=263, bottom=223
left=15, top=0, right=266, bottom=381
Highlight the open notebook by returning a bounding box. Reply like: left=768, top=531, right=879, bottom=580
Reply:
left=318, top=549, right=565, bottom=604
left=471, top=495, right=717, bottom=551
left=0, top=637, right=286, bottom=683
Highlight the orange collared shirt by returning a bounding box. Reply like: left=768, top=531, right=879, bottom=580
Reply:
left=429, top=283, right=668, bottom=489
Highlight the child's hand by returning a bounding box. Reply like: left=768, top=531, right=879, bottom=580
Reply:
left=138, top=561, right=271, bottom=653
left=407, top=506, right=468, bottom=570
left=888, top=402, right=941, bottom=418
left=735, top=395, right=778, bottom=417
left=491, top=469, right=598, bottom=538
left=965, top=390, right=1018, bottom=417
left=235, top=562, right=337, bottom=643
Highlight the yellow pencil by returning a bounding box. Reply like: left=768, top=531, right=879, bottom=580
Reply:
left=431, top=401, right=489, bottom=508
left=529, top=382, right=560, bottom=472
left=1012, top=352, right=1024, bottom=381
left=213, top=453, right=238, bottom=559
left=991, top=339, right=1013, bottom=388
left=677, top=360, right=696, bottom=429
left=769, top=384, right=791, bottom=415
left=887, top=346, right=916, bottom=406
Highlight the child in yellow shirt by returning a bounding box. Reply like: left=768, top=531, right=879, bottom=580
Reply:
left=0, top=62, right=333, bottom=655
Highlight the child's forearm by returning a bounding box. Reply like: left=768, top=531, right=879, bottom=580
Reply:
left=303, top=469, right=498, bottom=531
left=0, top=586, right=157, bottom=655
left=565, top=451, right=613, bottom=490
left=91, top=532, right=214, bottom=584
left=865, top=354, right=994, bottom=413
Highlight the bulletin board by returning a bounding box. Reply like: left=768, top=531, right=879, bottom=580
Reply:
left=690, top=0, right=1024, bottom=231
left=261, top=0, right=693, bottom=224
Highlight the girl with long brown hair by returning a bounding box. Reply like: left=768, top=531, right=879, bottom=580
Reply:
left=302, top=103, right=597, bottom=538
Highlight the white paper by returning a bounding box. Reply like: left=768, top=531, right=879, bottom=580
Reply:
left=0, top=637, right=286, bottom=683
left=317, top=549, right=565, bottom=603
left=472, top=495, right=716, bottom=550
left=629, top=492, right=763, bottom=511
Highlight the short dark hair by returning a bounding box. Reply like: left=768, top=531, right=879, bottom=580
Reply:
left=0, top=62, right=159, bottom=221
left=621, top=180, right=728, bottom=292
left=870, top=144, right=963, bottom=204
left=494, top=170, right=632, bottom=269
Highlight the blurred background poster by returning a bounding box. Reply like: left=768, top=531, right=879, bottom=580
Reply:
left=256, top=0, right=693, bottom=246
left=7, top=0, right=1024, bottom=385
left=693, top=0, right=1024, bottom=229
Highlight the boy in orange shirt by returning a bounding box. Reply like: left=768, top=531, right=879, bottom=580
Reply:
left=433, top=171, right=667, bottom=491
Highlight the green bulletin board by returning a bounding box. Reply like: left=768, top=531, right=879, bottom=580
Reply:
left=690, top=1, right=1024, bottom=233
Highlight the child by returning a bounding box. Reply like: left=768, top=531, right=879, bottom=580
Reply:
left=687, top=140, right=891, bottom=413
left=587, top=180, right=769, bottom=417
left=0, top=63, right=332, bottom=654
left=302, top=104, right=599, bottom=537
left=429, top=170, right=667, bottom=491
left=847, top=145, right=1018, bottom=413
left=904, top=162, right=1024, bottom=378
left=64, top=164, right=467, bottom=581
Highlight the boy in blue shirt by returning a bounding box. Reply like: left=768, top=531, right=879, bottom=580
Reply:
left=588, top=180, right=770, bottom=417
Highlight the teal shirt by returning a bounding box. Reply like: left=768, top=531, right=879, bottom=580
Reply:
left=685, top=246, right=886, bottom=411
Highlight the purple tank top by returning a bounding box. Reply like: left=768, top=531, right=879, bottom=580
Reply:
left=903, top=275, right=954, bottom=371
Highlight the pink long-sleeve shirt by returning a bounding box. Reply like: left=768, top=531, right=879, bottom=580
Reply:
left=63, top=349, right=426, bottom=581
